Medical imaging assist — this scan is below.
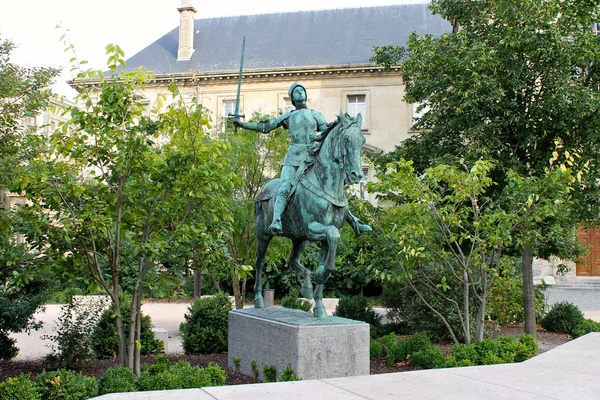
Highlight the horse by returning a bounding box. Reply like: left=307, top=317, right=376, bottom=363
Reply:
left=253, top=112, right=366, bottom=317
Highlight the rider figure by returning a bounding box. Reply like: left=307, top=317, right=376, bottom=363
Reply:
left=234, top=82, right=371, bottom=236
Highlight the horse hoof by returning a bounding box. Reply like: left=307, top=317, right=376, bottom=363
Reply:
left=313, top=306, right=327, bottom=318
left=255, top=298, right=265, bottom=308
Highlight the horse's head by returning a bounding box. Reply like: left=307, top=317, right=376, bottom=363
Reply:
left=328, top=113, right=366, bottom=185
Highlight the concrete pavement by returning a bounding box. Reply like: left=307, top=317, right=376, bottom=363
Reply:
left=93, top=333, right=600, bottom=400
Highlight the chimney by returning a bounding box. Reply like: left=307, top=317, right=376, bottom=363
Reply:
left=177, top=0, right=197, bottom=61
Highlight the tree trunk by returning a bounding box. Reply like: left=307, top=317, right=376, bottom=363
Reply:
left=193, top=269, right=201, bottom=300
left=463, top=268, right=471, bottom=344
left=232, top=271, right=243, bottom=309
left=475, top=269, right=488, bottom=342
left=522, top=243, right=536, bottom=338
left=134, top=294, right=141, bottom=376
left=113, top=298, right=127, bottom=367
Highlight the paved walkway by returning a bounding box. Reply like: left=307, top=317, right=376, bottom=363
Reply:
left=93, top=333, right=600, bottom=400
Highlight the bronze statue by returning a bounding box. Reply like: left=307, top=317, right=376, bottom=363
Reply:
left=234, top=83, right=371, bottom=317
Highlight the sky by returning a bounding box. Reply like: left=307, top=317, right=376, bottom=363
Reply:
left=0, top=0, right=428, bottom=98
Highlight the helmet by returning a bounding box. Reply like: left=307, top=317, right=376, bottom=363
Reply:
left=288, top=82, right=306, bottom=98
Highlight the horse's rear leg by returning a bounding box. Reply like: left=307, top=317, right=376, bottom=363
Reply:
left=289, top=240, right=313, bottom=299
left=254, top=201, right=272, bottom=308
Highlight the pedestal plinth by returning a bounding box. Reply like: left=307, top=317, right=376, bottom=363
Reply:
left=228, top=307, right=369, bottom=381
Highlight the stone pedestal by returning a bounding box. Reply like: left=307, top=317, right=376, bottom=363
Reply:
left=228, top=308, right=369, bottom=381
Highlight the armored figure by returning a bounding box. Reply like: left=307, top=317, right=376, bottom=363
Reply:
left=234, top=82, right=370, bottom=236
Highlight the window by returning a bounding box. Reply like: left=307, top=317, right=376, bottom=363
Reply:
left=593, top=23, right=600, bottom=36
left=359, top=167, right=369, bottom=200
left=411, top=101, right=430, bottom=130
left=223, top=99, right=236, bottom=118
left=347, top=95, right=366, bottom=130
left=283, top=97, right=294, bottom=113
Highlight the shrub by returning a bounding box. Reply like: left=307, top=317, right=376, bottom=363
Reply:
left=137, top=356, right=226, bottom=391
left=280, top=364, right=301, bottom=382
left=519, top=334, right=538, bottom=356
left=201, top=363, right=228, bottom=387
left=251, top=360, right=259, bottom=379
left=180, top=293, right=232, bottom=354
left=487, top=260, right=547, bottom=325
left=0, top=373, right=40, bottom=400
left=98, top=366, right=138, bottom=395
left=380, top=270, right=473, bottom=342
left=263, top=365, right=277, bottom=383
left=541, top=301, right=585, bottom=335
left=43, top=297, right=107, bottom=369
left=406, top=332, right=431, bottom=355
left=370, top=339, right=383, bottom=360
left=91, top=300, right=163, bottom=359
left=379, top=332, right=398, bottom=355
left=137, top=370, right=182, bottom=391
left=388, top=340, right=409, bottom=364
left=409, top=345, right=446, bottom=369
left=281, top=287, right=312, bottom=312
left=334, top=295, right=381, bottom=326
left=572, top=319, right=600, bottom=338
left=35, top=369, right=98, bottom=400
left=450, top=343, right=479, bottom=365
left=0, top=334, right=19, bottom=360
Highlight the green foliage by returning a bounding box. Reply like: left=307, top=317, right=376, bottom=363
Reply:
left=519, top=334, right=538, bottom=356
left=370, top=158, right=575, bottom=343
left=371, top=0, right=600, bottom=341
left=333, top=295, right=381, bottom=326
left=281, top=287, right=312, bottom=312
left=251, top=360, right=259, bottom=379
left=35, top=369, right=98, bottom=400
left=280, top=364, right=300, bottom=382
left=409, top=345, right=446, bottom=369
left=406, top=331, right=432, bottom=355
left=0, top=334, right=19, bottom=360
left=137, top=357, right=227, bottom=391
left=97, top=366, right=138, bottom=395
left=91, top=301, right=163, bottom=359
left=370, top=339, right=383, bottom=360
left=487, top=260, right=548, bottom=325
left=43, top=297, right=108, bottom=369
left=541, top=302, right=586, bottom=336
left=449, top=335, right=537, bottom=366
left=572, top=319, right=600, bottom=338
left=386, top=340, right=409, bottom=366
left=262, top=365, right=277, bottom=383
left=451, top=343, right=479, bottom=365
left=0, top=374, right=40, bottom=400
left=180, top=293, right=232, bottom=354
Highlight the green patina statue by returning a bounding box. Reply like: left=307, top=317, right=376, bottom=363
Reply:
left=234, top=82, right=371, bottom=317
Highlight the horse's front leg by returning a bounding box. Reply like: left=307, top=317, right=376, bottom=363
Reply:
left=254, top=228, right=272, bottom=309
left=307, top=222, right=340, bottom=318
left=289, top=240, right=313, bottom=299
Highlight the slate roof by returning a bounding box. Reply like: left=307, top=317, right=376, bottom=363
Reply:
left=120, top=4, right=451, bottom=75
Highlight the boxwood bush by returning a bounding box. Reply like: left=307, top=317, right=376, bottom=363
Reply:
left=91, top=301, right=163, bottom=359
left=180, top=293, right=233, bottom=354
left=333, top=295, right=381, bottom=326
left=541, top=301, right=585, bottom=336
left=98, top=365, right=138, bottom=395
left=0, top=374, right=40, bottom=400
left=35, top=369, right=98, bottom=400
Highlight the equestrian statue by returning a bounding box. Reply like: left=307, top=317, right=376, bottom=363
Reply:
left=234, top=82, right=371, bottom=318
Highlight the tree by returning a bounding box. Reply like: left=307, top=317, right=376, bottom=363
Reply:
left=369, top=158, right=576, bottom=343
left=0, top=36, right=59, bottom=359
left=372, top=0, right=600, bottom=335
left=13, top=45, right=234, bottom=373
